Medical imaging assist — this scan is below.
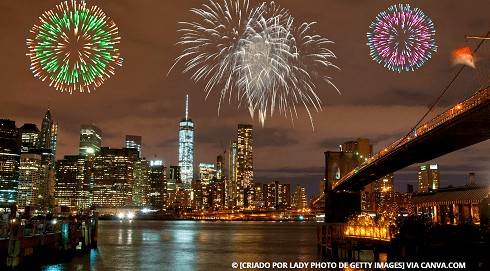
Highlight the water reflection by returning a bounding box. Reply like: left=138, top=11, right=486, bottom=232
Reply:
left=42, top=221, right=323, bottom=271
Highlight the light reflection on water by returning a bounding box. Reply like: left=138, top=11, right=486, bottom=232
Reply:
left=42, top=220, right=326, bottom=271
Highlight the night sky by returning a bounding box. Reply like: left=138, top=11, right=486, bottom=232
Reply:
left=1, top=0, right=489, bottom=198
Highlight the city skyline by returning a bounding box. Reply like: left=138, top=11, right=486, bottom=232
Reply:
left=1, top=0, right=489, bottom=198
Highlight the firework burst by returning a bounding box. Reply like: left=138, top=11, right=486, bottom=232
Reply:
left=171, top=0, right=339, bottom=128
left=27, top=0, right=122, bottom=93
left=367, top=4, right=437, bottom=72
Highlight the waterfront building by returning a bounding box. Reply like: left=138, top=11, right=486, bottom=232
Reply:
left=236, top=124, right=253, bottom=207
left=412, top=185, right=489, bottom=224
left=0, top=119, right=21, bottom=207
left=55, top=155, right=91, bottom=212
left=263, top=181, right=290, bottom=209
left=125, top=135, right=142, bottom=158
left=249, top=183, right=265, bottom=209
left=79, top=124, right=102, bottom=156
left=148, top=160, right=167, bottom=209
left=20, top=124, right=40, bottom=153
left=92, top=148, right=138, bottom=207
left=17, top=153, right=42, bottom=213
left=178, top=95, right=194, bottom=187
left=132, top=159, right=150, bottom=206
left=418, top=164, right=440, bottom=193
left=292, top=184, right=308, bottom=209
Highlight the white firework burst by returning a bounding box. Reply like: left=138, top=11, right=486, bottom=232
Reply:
left=170, top=0, right=340, bottom=129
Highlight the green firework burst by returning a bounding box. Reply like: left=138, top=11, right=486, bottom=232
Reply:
left=27, top=0, right=122, bottom=93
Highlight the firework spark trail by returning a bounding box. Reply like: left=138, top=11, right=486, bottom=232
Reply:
left=27, top=0, right=122, bottom=93
left=171, top=0, right=339, bottom=128
left=367, top=4, right=436, bottom=72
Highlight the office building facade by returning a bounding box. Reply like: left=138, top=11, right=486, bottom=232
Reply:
left=79, top=124, right=102, bottom=156
left=418, top=164, right=440, bottom=193
left=125, top=135, right=142, bottom=158
left=0, top=119, right=21, bottom=206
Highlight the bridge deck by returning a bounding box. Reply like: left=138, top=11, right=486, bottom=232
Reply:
left=334, top=87, right=490, bottom=191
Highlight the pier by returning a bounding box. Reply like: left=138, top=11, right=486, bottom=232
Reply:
left=0, top=214, right=98, bottom=270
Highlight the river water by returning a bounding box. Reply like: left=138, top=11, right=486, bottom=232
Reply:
left=41, top=220, right=328, bottom=271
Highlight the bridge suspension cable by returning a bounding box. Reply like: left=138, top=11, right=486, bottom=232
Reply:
left=394, top=29, right=490, bottom=151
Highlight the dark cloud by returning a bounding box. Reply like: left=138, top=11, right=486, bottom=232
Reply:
left=254, top=128, right=299, bottom=148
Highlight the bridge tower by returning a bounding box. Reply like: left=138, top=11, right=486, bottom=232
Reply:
left=324, top=151, right=361, bottom=223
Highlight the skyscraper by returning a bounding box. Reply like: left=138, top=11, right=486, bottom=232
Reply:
left=17, top=153, right=42, bottom=213
left=40, top=109, right=58, bottom=159
left=38, top=109, right=57, bottom=212
left=236, top=124, right=253, bottom=207
left=167, top=166, right=181, bottom=207
left=79, top=124, right=102, bottom=156
left=292, top=184, right=308, bottom=209
left=148, top=160, right=167, bottom=209
left=263, top=181, right=290, bottom=209
left=92, top=148, right=138, bottom=207
left=178, top=95, right=194, bottom=187
left=418, top=164, right=440, bottom=193
left=125, top=135, right=142, bottom=158
left=20, top=124, right=40, bottom=153
left=55, top=155, right=91, bottom=212
left=0, top=119, right=21, bottom=206
left=132, top=159, right=150, bottom=206
left=216, top=155, right=224, bottom=181
left=199, top=163, right=215, bottom=181
left=227, top=140, right=237, bottom=208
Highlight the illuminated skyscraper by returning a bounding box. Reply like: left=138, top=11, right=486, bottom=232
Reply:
left=125, top=135, right=142, bottom=158
left=20, top=124, right=40, bottom=153
left=216, top=155, right=223, bottom=181
left=132, top=159, right=150, bottom=206
left=92, top=148, right=138, bottom=207
left=199, top=163, right=215, bottom=181
left=40, top=109, right=58, bottom=163
left=0, top=119, right=21, bottom=206
left=227, top=141, right=237, bottom=208
left=236, top=124, right=253, bottom=207
left=148, top=160, right=167, bottom=209
left=55, top=155, right=91, bottom=212
left=79, top=124, right=102, bottom=156
left=178, top=95, right=194, bottom=187
left=167, top=166, right=181, bottom=207
left=292, top=184, right=308, bottom=209
left=264, top=181, right=290, bottom=209
left=17, top=153, right=42, bottom=212
left=38, top=109, right=57, bottom=212
left=418, top=164, right=440, bottom=193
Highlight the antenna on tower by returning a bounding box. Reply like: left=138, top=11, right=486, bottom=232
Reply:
left=185, top=95, right=189, bottom=119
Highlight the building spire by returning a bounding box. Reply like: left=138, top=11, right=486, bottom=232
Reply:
left=185, top=94, right=189, bottom=119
